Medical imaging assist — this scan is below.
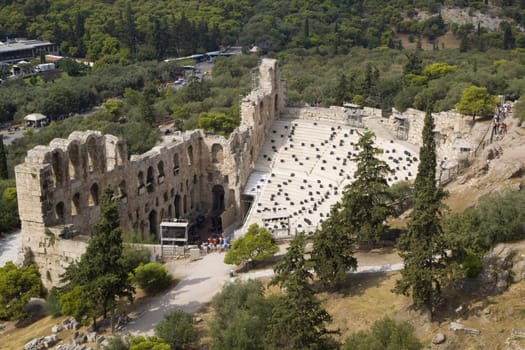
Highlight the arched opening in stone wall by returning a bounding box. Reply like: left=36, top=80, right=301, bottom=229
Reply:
left=160, top=208, right=165, bottom=221
left=137, top=171, right=145, bottom=194
left=183, top=195, right=187, bottom=215
left=118, top=180, right=127, bottom=200
left=168, top=204, right=173, bottom=218
left=157, top=161, right=165, bottom=183
left=51, top=151, right=64, bottom=187
left=71, top=193, right=80, bottom=216
left=211, top=144, right=224, bottom=164
left=193, top=174, right=198, bottom=185
left=55, top=201, right=65, bottom=222
left=163, top=192, right=168, bottom=203
left=212, top=185, right=225, bottom=213
left=68, top=143, right=80, bottom=180
left=229, top=189, right=235, bottom=208
left=174, top=195, right=181, bottom=218
left=89, top=183, right=99, bottom=206
left=274, top=93, right=279, bottom=114
left=149, top=210, right=158, bottom=238
left=87, top=137, right=98, bottom=173
left=146, top=166, right=155, bottom=193
left=259, top=101, right=264, bottom=125
left=187, top=145, right=193, bottom=166
left=190, top=189, right=194, bottom=210
left=173, top=153, right=180, bottom=175
left=117, top=143, right=126, bottom=166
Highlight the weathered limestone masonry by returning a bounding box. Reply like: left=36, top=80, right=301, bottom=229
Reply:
left=15, top=58, right=286, bottom=288
left=388, top=108, right=491, bottom=165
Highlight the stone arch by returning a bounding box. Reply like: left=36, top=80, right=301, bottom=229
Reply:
left=187, top=145, right=193, bottom=166
left=183, top=194, right=187, bottom=215
left=163, top=191, right=168, bottom=202
left=55, top=201, right=65, bottom=222
left=168, top=204, right=173, bottom=218
left=87, top=136, right=98, bottom=173
left=51, top=150, right=65, bottom=187
left=212, top=185, right=225, bottom=212
left=274, top=93, right=279, bottom=114
left=71, top=193, right=80, bottom=216
left=259, top=101, right=264, bottom=124
left=157, top=161, right=165, bottom=183
left=190, top=189, right=194, bottom=209
left=174, top=194, right=182, bottom=218
left=68, top=143, right=81, bottom=180
left=211, top=144, right=224, bottom=164
left=147, top=166, right=155, bottom=192
left=173, top=153, right=180, bottom=175
left=149, top=210, right=158, bottom=237
left=89, top=183, right=99, bottom=206
left=229, top=189, right=235, bottom=208
left=193, top=174, right=198, bottom=184
left=137, top=171, right=145, bottom=194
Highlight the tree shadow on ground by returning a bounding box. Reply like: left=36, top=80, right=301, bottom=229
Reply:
left=314, top=271, right=392, bottom=298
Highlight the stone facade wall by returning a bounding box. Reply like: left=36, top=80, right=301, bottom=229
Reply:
left=15, top=58, right=286, bottom=288
left=388, top=108, right=490, bottom=164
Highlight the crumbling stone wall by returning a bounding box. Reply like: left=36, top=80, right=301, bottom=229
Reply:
left=15, top=58, right=286, bottom=288
left=388, top=108, right=490, bottom=165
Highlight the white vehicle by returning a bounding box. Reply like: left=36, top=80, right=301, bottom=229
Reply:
left=34, top=63, right=55, bottom=72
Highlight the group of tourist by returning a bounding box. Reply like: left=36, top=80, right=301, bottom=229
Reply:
left=200, top=235, right=229, bottom=253
left=493, top=103, right=510, bottom=137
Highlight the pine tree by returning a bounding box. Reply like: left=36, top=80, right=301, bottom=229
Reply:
left=342, top=131, right=394, bottom=244
left=0, top=135, right=8, bottom=179
left=268, top=234, right=338, bottom=350
left=311, top=204, right=357, bottom=289
left=61, top=187, right=133, bottom=331
left=394, top=110, right=448, bottom=315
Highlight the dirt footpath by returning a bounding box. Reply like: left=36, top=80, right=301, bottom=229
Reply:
left=125, top=251, right=232, bottom=335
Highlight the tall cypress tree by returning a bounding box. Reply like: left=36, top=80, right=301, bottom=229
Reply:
left=61, top=187, right=133, bottom=330
left=268, top=234, right=338, bottom=350
left=394, top=110, right=448, bottom=316
left=341, top=131, right=394, bottom=244
left=0, top=135, right=8, bottom=179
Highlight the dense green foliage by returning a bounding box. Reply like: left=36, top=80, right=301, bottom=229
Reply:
left=312, top=205, right=358, bottom=289
left=0, top=262, right=43, bottom=320
left=130, top=336, right=171, bottom=350
left=224, top=223, right=279, bottom=267
left=133, top=262, right=172, bottom=295
left=121, top=245, right=151, bottom=274
left=455, top=85, right=497, bottom=119
left=60, top=187, right=133, bottom=329
left=340, top=131, right=394, bottom=244
left=155, top=310, right=197, bottom=350
left=442, top=189, right=525, bottom=275
left=0, top=179, right=19, bottom=232
left=210, top=280, right=275, bottom=350
left=2, top=0, right=525, bottom=61
left=269, top=233, right=338, bottom=349
left=343, top=317, right=422, bottom=350
left=394, top=111, right=449, bottom=314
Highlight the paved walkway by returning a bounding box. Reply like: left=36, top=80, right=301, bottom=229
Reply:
left=124, top=247, right=403, bottom=336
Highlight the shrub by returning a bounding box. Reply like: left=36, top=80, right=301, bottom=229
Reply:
left=344, top=317, right=422, bottom=350
left=462, top=249, right=484, bottom=278
left=155, top=310, right=197, bottom=350
left=133, top=262, right=171, bottom=294
left=44, top=288, right=62, bottom=318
